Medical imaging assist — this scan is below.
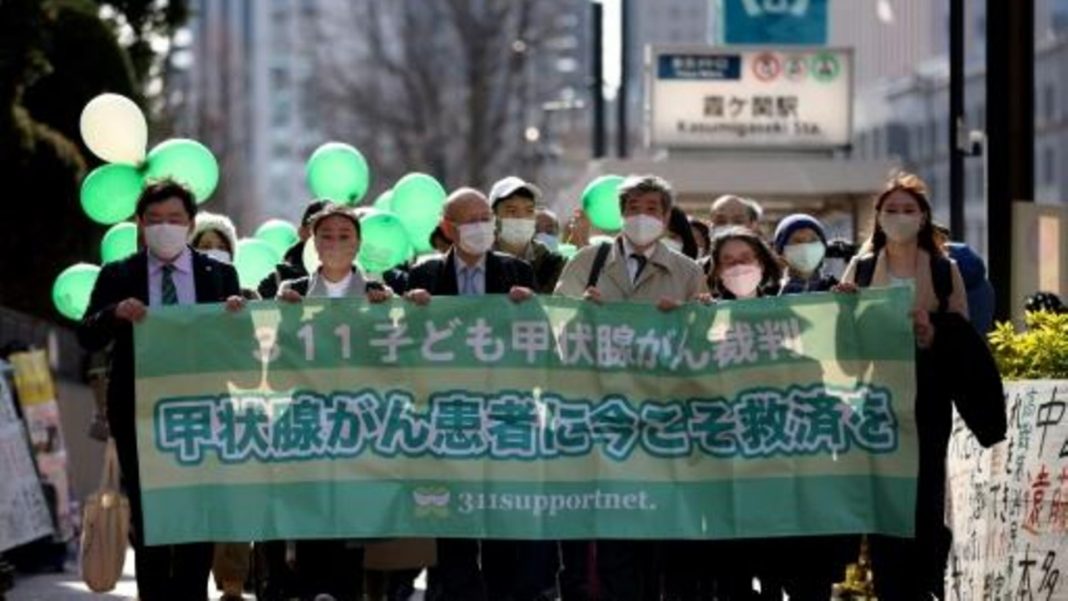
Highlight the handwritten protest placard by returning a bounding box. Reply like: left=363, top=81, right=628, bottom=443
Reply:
left=947, top=381, right=1067, bottom=600
left=0, top=361, right=55, bottom=552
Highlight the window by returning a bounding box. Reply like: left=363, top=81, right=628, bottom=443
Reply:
left=1044, top=83, right=1057, bottom=122
left=270, top=66, right=290, bottom=89
left=271, top=96, right=292, bottom=126
left=1044, top=146, right=1056, bottom=186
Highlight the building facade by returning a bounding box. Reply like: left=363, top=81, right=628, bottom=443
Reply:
left=849, top=1, right=1068, bottom=258
left=174, top=0, right=329, bottom=230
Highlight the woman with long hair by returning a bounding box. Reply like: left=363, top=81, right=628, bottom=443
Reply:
left=836, top=172, right=969, bottom=600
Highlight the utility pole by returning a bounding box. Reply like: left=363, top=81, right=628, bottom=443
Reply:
left=616, top=0, right=629, bottom=158
left=986, top=0, right=1034, bottom=320
left=591, top=1, right=607, bottom=158
left=949, top=0, right=965, bottom=238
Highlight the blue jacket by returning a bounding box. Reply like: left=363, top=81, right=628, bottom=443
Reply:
left=947, top=243, right=995, bottom=334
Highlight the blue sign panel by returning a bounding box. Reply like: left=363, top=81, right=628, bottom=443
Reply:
left=657, top=54, right=743, bottom=80
left=721, top=0, right=829, bottom=45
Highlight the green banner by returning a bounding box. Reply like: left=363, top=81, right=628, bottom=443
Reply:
left=134, top=288, right=918, bottom=545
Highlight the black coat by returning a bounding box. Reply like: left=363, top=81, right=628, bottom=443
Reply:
left=257, top=240, right=308, bottom=300
left=927, top=311, right=1007, bottom=448
left=407, top=250, right=535, bottom=296
left=77, top=248, right=239, bottom=539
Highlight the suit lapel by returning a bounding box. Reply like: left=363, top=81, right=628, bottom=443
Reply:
left=633, top=243, right=666, bottom=291
left=602, top=240, right=632, bottom=293
left=192, top=250, right=216, bottom=303
left=130, top=251, right=150, bottom=303
left=485, top=252, right=505, bottom=294
left=439, top=251, right=460, bottom=296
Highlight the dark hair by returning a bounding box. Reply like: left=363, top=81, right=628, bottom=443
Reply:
left=666, top=207, right=699, bottom=259
left=1025, top=291, right=1066, bottom=314
left=866, top=172, right=944, bottom=257
left=711, top=194, right=763, bottom=224
left=430, top=225, right=451, bottom=248
left=689, top=218, right=711, bottom=254
left=618, top=174, right=674, bottom=214
left=302, top=200, right=330, bottom=227
left=709, top=227, right=782, bottom=295
left=309, top=203, right=361, bottom=237
left=191, top=230, right=233, bottom=255
left=136, top=179, right=197, bottom=219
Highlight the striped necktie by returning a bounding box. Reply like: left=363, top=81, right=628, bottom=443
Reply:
left=161, top=264, right=178, bottom=305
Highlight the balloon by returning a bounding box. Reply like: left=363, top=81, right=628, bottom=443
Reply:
left=306, top=142, right=371, bottom=204
left=557, top=243, right=579, bottom=259
left=255, top=219, right=299, bottom=257
left=391, top=173, right=447, bottom=253
left=52, top=263, right=101, bottom=320
left=358, top=210, right=412, bottom=273
left=80, top=164, right=143, bottom=224
left=234, top=238, right=281, bottom=289
left=79, top=93, right=147, bottom=165
left=143, top=138, right=220, bottom=203
left=372, top=190, right=393, bottom=212
left=581, top=175, right=625, bottom=232
left=101, top=222, right=138, bottom=264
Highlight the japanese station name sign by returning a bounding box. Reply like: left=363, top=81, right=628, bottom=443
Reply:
left=649, top=46, right=853, bottom=150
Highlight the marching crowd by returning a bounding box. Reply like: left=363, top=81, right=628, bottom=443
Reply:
left=78, top=171, right=1006, bottom=601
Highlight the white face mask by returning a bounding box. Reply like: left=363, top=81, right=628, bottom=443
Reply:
left=721, top=264, right=763, bottom=298
left=663, top=238, right=684, bottom=254
left=498, top=218, right=537, bottom=248
left=201, top=248, right=232, bottom=264
left=783, top=242, right=825, bottom=275
left=144, top=223, right=189, bottom=260
left=534, top=233, right=559, bottom=251
left=623, top=215, right=664, bottom=247
left=879, top=213, right=923, bottom=243
left=457, top=221, right=496, bottom=255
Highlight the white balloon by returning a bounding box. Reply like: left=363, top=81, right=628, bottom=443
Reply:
left=79, top=93, right=148, bottom=165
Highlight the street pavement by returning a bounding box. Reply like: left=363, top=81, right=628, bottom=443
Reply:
left=7, top=551, right=427, bottom=600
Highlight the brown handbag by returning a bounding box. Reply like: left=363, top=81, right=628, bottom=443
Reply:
left=79, top=438, right=130, bottom=592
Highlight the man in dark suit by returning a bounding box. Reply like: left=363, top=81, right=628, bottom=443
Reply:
left=79, top=180, right=244, bottom=601
left=405, top=188, right=537, bottom=601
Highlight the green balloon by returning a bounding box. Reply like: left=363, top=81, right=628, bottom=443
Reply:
left=234, top=238, right=281, bottom=289
left=144, top=138, right=220, bottom=203
left=358, top=210, right=412, bottom=273
left=581, top=175, right=625, bottom=232
left=391, top=173, right=447, bottom=253
left=101, top=222, right=138, bottom=263
left=372, top=190, right=393, bottom=212
left=80, top=164, right=142, bottom=225
left=255, top=219, right=299, bottom=257
left=306, top=142, right=370, bottom=204
left=52, top=263, right=101, bottom=320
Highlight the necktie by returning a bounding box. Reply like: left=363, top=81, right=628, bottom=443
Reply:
left=631, top=254, right=647, bottom=283
left=161, top=264, right=178, bottom=305
left=461, top=267, right=475, bottom=296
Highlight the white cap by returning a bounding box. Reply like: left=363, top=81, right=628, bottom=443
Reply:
left=488, top=176, right=541, bottom=209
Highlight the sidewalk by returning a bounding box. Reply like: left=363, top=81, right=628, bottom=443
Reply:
left=7, top=550, right=427, bottom=600
left=9, top=550, right=153, bottom=600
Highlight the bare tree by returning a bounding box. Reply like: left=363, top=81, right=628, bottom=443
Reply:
left=307, top=0, right=573, bottom=194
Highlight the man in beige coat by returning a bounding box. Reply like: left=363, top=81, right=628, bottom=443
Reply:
left=556, top=175, right=708, bottom=306
left=553, top=174, right=707, bottom=601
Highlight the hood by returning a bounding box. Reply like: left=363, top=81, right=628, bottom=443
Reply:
left=947, top=243, right=987, bottom=283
